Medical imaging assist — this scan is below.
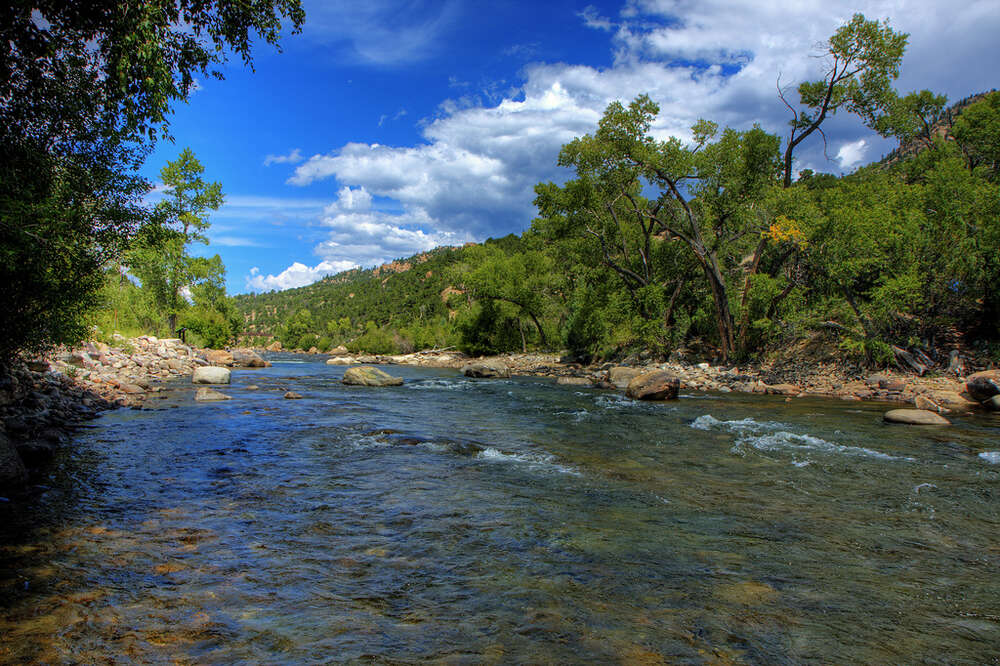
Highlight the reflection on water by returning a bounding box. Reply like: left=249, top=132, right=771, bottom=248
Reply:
left=2, top=355, right=1000, bottom=663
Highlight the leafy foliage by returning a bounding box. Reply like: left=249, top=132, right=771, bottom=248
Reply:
left=0, top=0, right=303, bottom=360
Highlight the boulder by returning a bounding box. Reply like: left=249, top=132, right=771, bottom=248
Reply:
left=557, top=376, right=593, bottom=386
left=626, top=371, right=681, bottom=401
left=924, top=390, right=979, bottom=412
left=326, top=358, right=352, bottom=365
left=461, top=360, right=510, bottom=378
left=966, top=370, right=1000, bottom=403
left=232, top=349, right=270, bottom=368
left=884, top=409, right=950, bottom=425
left=307, top=346, right=319, bottom=354
left=984, top=395, right=1000, bottom=411
left=342, top=366, right=404, bottom=387
left=328, top=345, right=350, bottom=357
left=914, top=394, right=948, bottom=414
left=266, top=341, right=282, bottom=352
left=608, top=366, right=643, bottom=389
left=192, top=366, right=231, bottom=385
left=0, top=432, right=27, bottom=491
left=283, top=391, right=303, bottom=399
left=203, top=349, right=234, bottom=366
left=195, top=387, right=231, bottom=401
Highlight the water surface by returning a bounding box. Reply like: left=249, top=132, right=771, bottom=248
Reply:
left=2, top=355, right=999, bottom=663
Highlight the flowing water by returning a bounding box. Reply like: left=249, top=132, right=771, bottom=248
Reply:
left=2, top=354, right=1000, bottom=664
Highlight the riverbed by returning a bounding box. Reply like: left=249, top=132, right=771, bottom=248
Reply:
left=2, top=354, right=999, bottom=663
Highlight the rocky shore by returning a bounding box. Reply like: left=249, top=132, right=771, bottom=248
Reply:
left=0, top=337, right=269, bottom=496
left=323, top=348, right=1000, bottom=420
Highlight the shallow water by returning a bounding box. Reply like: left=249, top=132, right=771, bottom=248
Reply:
left=2, top=355, right=1000, bottom=663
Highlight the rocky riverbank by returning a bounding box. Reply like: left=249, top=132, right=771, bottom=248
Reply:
left=0, top=337, right=270, bottom=495
left=320, top=348, right=1000, bottom=415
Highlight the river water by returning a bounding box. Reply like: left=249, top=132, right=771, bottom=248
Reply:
left=2, top=354, right=999, bottom=664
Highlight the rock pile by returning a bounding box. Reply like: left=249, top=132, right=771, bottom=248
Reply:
left=1, top=336, right=269, bottom=495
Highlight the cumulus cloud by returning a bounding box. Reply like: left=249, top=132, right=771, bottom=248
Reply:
left=263, top=148, right=304, bottom=166
left=247, top=186, right=469, bottom=291
left=836, top=139, right=868, bottom=171
left=246, top=260, right=359, bottom=292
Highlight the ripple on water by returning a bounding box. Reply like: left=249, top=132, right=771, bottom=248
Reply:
left=691, top=414, right=915, bottom=462
left=978, top=451, right=1000, bottom=464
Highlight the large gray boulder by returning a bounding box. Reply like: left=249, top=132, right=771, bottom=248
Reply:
left=966, top=370, right=1000, bottom=403
left=342, top=366, right=403, bottom=387
left=884, top=409, right=951, bottom=425
left=462, top=360, right=510, bottom=378
left=192, top=366, right=231, bottom=385
left=626, top=370, right=681, bottom=401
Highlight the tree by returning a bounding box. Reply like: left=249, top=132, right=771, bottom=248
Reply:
left=453, top=243, right=555, bottom=349
left=779, top=14, right=907, bottom=186
left=536, top=95, right=782, bottom=360
left=128, top=149, right=223, bottom=335
left=0, top=1, right=304, bottom=361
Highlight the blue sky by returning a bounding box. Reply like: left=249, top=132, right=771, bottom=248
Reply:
left=141, top=0, right=1000, bottom=294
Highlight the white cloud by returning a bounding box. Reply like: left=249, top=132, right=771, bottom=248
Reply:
left=263, top=148, right=304, bottom=166
left=245, top=186, right=469, bottom=291
left=299, top=0, right=461, bottom=66
left=836, top=139, right=868, bottom=171
left=246, top=260, right=359, bottom=291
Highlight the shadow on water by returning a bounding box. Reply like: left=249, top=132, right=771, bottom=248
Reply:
left=2, top=354, right=1000, bottom=663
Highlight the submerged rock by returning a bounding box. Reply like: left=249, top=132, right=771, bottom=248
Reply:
left=195, top=387, right=231, bottom=401
left=884, top=409, right=950, bottom=425
left=556, top=376, right=593, bottom=386
left=626, top=371, right=680, bottom=401
left=462, top=360, right=510, bottom=378
left=342, top=366, right=403, bottom=387
left=283, top=391, right=303, bottom=399
left=192, top=366, right=231, bottom=385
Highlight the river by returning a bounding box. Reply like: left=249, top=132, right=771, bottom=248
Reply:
left=2, top=354, right=999, bottom=663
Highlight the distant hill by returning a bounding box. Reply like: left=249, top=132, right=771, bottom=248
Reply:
left=232, top=235, right=527, bottom=343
